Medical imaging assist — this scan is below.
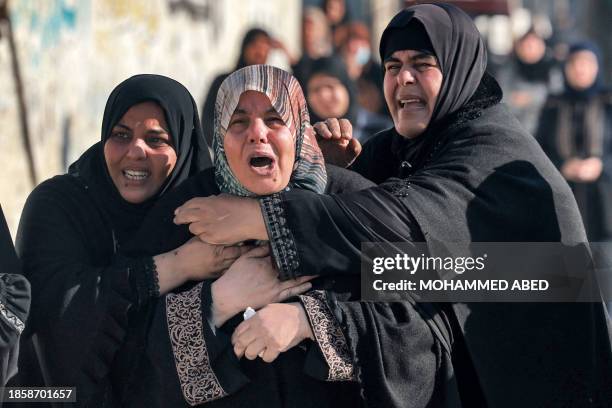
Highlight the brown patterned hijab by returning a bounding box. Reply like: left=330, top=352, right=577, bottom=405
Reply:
left=213, top=64, right=327, bottom=196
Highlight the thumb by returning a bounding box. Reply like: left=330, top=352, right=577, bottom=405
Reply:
left=349, top=138, right=362, bottom=156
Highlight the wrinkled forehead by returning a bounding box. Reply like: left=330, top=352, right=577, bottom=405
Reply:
left=231, top=90, right=275, bottom=115
left=216, top=65, right=305, bottom=134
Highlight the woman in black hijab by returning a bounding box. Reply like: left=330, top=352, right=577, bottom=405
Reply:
left=306, top=56, right=390, bottom=144
left=13, top=74, right=233, bottom=397
left=537, top=42, right=612, bottom=242
left=201, top=28, right=273, bottom=147
left=175, top=4, right=612, bottom=407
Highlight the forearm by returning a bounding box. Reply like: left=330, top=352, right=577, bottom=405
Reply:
left=261, top=187, right=424, bottom=280
left=153, top=252, right=187, bottom=295
left=210, top=279, right=240, bottom=327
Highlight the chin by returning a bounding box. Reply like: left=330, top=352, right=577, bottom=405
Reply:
left=396, top=125, right=426, bottom=139
left=119, top=190, right=149, bottom=204
left=246, top=179, right=289, bottom=196
left=249, top=185, right=281, bottom=196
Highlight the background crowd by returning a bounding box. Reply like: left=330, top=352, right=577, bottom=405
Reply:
left=0, top=0, right=610, bottom=245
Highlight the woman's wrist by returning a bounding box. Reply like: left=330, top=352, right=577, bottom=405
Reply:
left=153, top=252, right=189, bottom=295
left=210, top=280, right=237, bottom=327
left=294, top=302, right=315, bottom=341
left=248, top=198, right=268, bottom=240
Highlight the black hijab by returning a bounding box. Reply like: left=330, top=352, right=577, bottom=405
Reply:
left=563, top=41, right=606, bottom=100
left=376, top=4, right=490, bottom=172
left=380, top=3, right=486, bottom=128
left=305, top=56, right=359, bottom=124
left=68, top=74, right=211, bottom=245
left=514, top=30, right=553, bottom=83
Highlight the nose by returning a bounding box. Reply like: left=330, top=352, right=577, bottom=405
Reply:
left=126, top=138, right=147, bottom=160
left=247, top=118, right=268, bottom=144
left=398, top=67, right=416, bottom=86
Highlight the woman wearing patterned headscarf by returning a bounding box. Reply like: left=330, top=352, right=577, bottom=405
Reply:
left=101, top=65, right=372, bottom=407
left=174, top=4, right=612, bottom=407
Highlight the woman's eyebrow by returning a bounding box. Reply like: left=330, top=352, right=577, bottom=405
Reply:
left=232, top=107, right=248, bottom=115
left=113, top=123, right=131, bottom=130
left=411, top=52, right=437, bottom=63
left=384, top=53, right=436, bottom=64
left=383, top=56, right=401, bottom=64
left=145, top=128, right=168, bottom=135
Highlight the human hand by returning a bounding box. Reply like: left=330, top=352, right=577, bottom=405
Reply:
left=562, top=157, right=603, bottom=182
left=510, top=91, right=533, bottom=108
left=173, top=194, right=267, bottom=245
left=154, top=237, right=252, bottom=294
left=576, top=157, right=603, bottom=182
left=231, top=302, right=314, bottom=362
left=561, top=158, right=582, bottom=182
left=313, top=118, right=361, bottom=167
left=210, top=246, right=315, bottom=326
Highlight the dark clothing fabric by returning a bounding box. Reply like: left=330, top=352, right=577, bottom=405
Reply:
left=97, top=165, right=375, bottom=407
left=14, top=174, right=153, bottom=395
left=537, top=91, right=612, bottom=241
left=292, top=55, right=316, bottom=89
left=0, top=207, right=30, bottom=387
left=382, top=19, right=434, bottom=60
left=514, top=54, right=554, bottom=83
left=266, top=76, right=612, bottom=407
left=0, top=274, right=29, bottom=387
left=13, top=75, right=211, bottom=405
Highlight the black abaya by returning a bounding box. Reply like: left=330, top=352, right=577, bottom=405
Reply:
left=13, top=74, right=211, bottom=406
left=258, top=4, right=612, bottom=407
left=109, top=165, right=379, bottom=407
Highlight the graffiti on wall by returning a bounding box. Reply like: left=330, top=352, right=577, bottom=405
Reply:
left=166, top=0, right=221, bottom=40
left=10, top=0, right=84, bottom=65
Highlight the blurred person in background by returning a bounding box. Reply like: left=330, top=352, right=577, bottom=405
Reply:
left=306, top=56, right=390, bottom=144
left=337, top=21, right=389, bottom=118
left=292, top=6, right=333, bottom=87
left=497, top=29, right=557, bottom=134
left=201, top=28, right=292, bottom=147
left=537, top=42, right=612, bottom=243
left=322, top=0, right=350, bottom=51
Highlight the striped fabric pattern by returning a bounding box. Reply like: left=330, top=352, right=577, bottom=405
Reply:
left=213, top=64, right=327, bottom=196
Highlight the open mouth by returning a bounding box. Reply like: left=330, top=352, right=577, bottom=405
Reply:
left=250, top=156, right=274, bottom=167
left=122, top=169, right=150, bottom=181
left=248, top=154, right=276, bottom=176
left=398, top=97, right=426, bottom=110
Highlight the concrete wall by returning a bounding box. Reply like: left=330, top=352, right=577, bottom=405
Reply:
left=0, top=0, right=300, bottom=238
